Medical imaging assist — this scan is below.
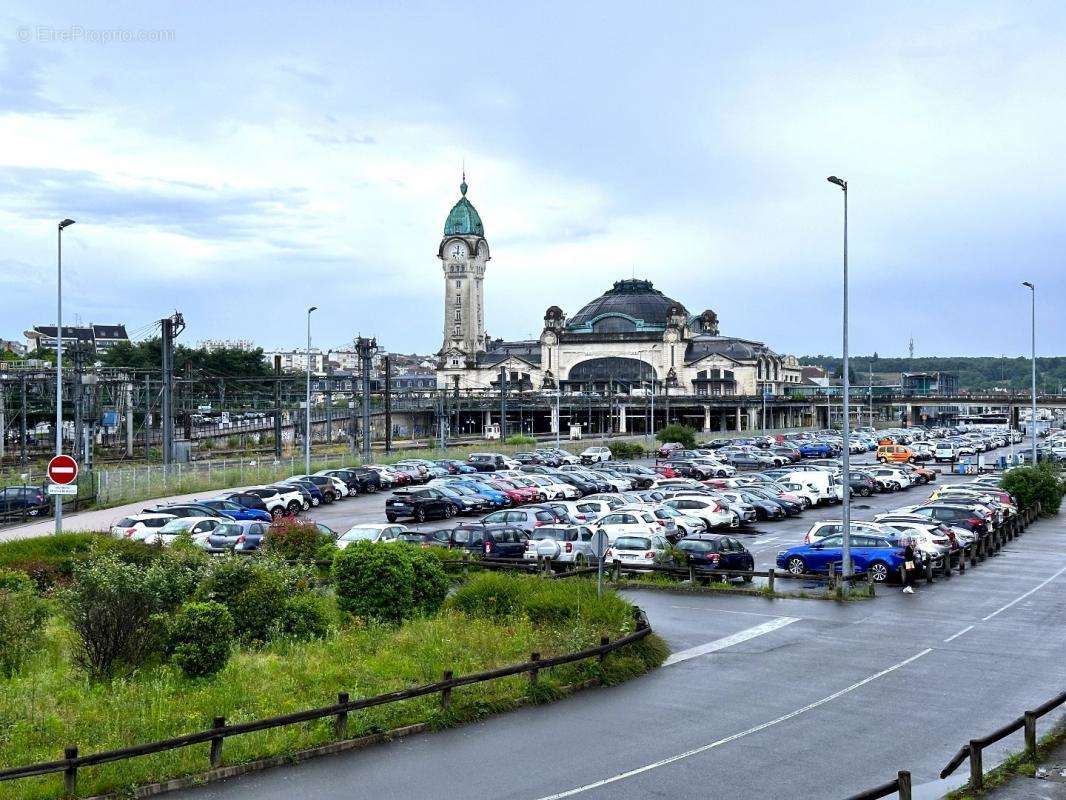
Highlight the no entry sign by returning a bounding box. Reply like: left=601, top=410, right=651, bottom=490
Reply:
left=47, top=455, right=79, bottom=485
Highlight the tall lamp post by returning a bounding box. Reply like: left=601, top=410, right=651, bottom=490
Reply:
left=827, top=176, right=852, bottom=592
left=305, top=306, right=317, bottom=474
left=55, top=218, right=75, bottom=535
left=1022, top=282, right=1036, bottom=463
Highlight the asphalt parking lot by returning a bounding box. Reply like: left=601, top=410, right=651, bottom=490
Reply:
left=302, top=442, right=1026, bottom=579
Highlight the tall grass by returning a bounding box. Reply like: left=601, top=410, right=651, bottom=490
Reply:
left=0, top=586, right=663, bottom=800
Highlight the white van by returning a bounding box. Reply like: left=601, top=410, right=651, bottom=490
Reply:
left=782, top=469, right=840, bottom=505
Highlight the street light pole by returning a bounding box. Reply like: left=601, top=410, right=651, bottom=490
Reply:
left=55, top=219, right=75, bottom=535
left=828, top=176, right=851, bottom=593
left=1023, top=282, right=1036, bottom=463
left=305, top=306, right=317, bottom=474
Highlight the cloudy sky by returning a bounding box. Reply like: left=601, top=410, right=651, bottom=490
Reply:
left=1, top=1, right=1063, bottom=357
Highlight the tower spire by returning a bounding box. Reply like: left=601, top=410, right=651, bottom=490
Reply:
left=460, top=161, right=468, bottom=196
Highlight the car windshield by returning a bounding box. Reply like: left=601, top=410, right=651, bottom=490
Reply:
left=615, top=536, right=651, bottom=550
left=339, top=527, right=383, bottom=541
left=160, top=519, right=196, bottom=533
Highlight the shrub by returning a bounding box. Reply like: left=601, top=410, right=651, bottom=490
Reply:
left=230, top=569, right=289, bottom=643
left=332, top=542, right=414, bottom=623
left=265, top=518, right=334, bottom=563
left=144, top=550, right=207, bottom=613
left=0, top=533, right=159, bottom=589
left=280, top=593, right=332, bottom=640
left=407, top=548, right=449, bottom=615
left=504, top=434, right=536, bottom=445
left=608, top=440, right=646, bottom=460
left=656, top=424, right=696, bottom=450
left=168, top=601, right=234, bottom=678
left=0, top=568, right=48, bottom=676
left=1002, top=463, right=1063, bottom=515
left=447, top=571, right=527, bottom=620
left=67, top=555, right=160, bottom=679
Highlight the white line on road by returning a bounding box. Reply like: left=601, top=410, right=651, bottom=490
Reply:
left=981, top=564, right=1066, bottom=621
left=663, top=617, right=799, bottom=667
left=943, top=625, right=974, bottom=643
left=533, top=648, right=933, bottom=800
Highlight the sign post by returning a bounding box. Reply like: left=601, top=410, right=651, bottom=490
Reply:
left=47, top=455, right=78, bottom=534
left=592, top=528, right=609, bottom=597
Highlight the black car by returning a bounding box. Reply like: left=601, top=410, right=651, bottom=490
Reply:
left=0, top=486, right=49, bottom=518
left=733, top=492, right=785, bottom=521
left=451, top=523, right=530, bottom=558
left=467, top=453, right=510, bottom=472
left=605, top=463, right=659, bottom=488
left=321, top=468, right=380, bottom=495
left=385, top=487, right=459, bottom=523
left=847, top=471, right=878, bottom=497
left=746, top=488, right=802, bottom=516
left=677, top=535, right=755, bottom=581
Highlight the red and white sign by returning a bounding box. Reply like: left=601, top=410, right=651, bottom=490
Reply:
left=47, top=455, right=79, bottom=485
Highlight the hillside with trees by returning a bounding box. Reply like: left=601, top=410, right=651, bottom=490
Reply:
left=800, top=355, right=1066, bottom=393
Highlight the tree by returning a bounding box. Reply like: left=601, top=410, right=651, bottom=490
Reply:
left=656, top=423, right=696, bottom=449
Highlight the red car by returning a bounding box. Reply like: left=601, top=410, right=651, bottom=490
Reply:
left=484, top=479, right=532, bottom=505
left=656, top=442, right=684, bottom=458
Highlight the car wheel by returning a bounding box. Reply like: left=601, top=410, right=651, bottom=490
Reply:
left=444, top=505, right=456, bottom=519
left=288, top=501, right=302, bottom=515
left=859, top=487, right=871, bottom=497
left=311, top=497, right=320, bottom=507
left=270, top=506, right=285, bottom=520
left=868, top=560, right=890, bottom=583
left=415, top=507, right=426, bottom=523
left=325, top=492, right=335, bottom=504
left=786, top=556, right=806, bottom=575
left=386, top=513, right=397, bottom=523
left=302, top=501, right=311, bottom=511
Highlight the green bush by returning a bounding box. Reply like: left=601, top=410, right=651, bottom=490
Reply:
left=1002, top=463, right=1063, bottom=515
left=197, top=556, right=317, bottom=643
left=144, top=550, right=208, bottom=614
left=332, top=542, right=414, bottom=623
left=0, top=533, right=159, bottom=589
left=168, top=601, right=234, bottom=678
left=407, top=547, right=449, bottom=615
left=0, top=568, right=48, bottom=676
left=608, top=440, right=646, bottom=460
left=280, top=593, right=332, bottom=640
left=504, top=434, right=536, bottom=445
left=230, top=569, right=289, bottom=643
left=447, top=571, right=527, bottom=620
left=655, top=423, right=696, bottom=450
left=265, top=518, right=335, bottom=562
left=67, top=554, right=161, bottom=679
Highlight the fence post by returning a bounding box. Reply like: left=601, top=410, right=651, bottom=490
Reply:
left=529, top=653, right=540, bottom=688
left=925, top=559, right=934, bottom=584
left=767, top=568, right=775, bottom=593
left=334, top=692, right=349, bottom=739
left=441, top=671, right=453, bottom=710
left=63, top=746, right=78, bottom=797
left=867, top=573, right=875, bottom=597
left=209, top=716, right=226, bottom=769
left=958, top=546, right=966, bottom=574
left=688, top=563, right=696, bottom=583
left=1024, top=710, right=1037, bottom=760
left=598, top=636, right=610, bottom=667
left=897, top=770, right=912, bottom=800
left=942, top=553, right=952, bottom=580
left=612, top=560, right=621, bottom=582
left=969, top=740, right=984, bottom=790
left=970, top=542, right=978, bottom=567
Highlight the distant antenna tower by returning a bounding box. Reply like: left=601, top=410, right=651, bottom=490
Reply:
left=908, top=336, right=914, bottom=360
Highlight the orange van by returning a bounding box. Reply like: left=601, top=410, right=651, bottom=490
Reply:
left=877, top=444, right=915, bottom=463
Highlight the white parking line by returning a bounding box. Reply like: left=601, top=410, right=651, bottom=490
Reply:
left=943, top=625, right=974, bottom=643
left=663, top=617, right=799, bottom=666
left=534, top=648, right=933, bottom=799
left=981, top=564, right=1066, bottom=621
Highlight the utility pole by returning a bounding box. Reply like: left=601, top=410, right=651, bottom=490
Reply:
left=55, top=218, right=75, bottom=535
left=499, top=365, right=508, bottom=438
left=273, top=355, right=282, bottom=461
left=19, top=373, right=28, bottom=467
left=73, top=344, right=83, bottom=463
left=1023, top=281, right=1037, bottom=462
left=384, top=354, right=392, bottom=454
left=160, top=311, right=184, bottom=465
left=325, top=352, right=333, bottom=445
left=356, top=337, right=376, bottom=462
left=125, top=381, right=134, bottom=457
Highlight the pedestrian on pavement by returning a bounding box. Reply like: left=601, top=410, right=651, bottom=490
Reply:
left=901, top=543, right=917, bottom=594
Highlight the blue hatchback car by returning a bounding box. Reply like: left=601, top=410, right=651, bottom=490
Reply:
left=799, top=443, right=833, bottom=458
left=194, top=499, right=272, bottom=522
left=776, top=533, right=905, bottom=583
left=447, top=479, right=511, bottom=508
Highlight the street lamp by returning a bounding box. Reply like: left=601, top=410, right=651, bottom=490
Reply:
left=55, top=218, right=75, bottom=535
left=305, top=306, right=317, bottom=474
left=827, top=175, right=852, bottom=593
left=1022, top=282, right=1036, bottom=463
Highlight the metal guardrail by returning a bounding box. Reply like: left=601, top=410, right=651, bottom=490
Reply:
left=844, top=503, right=1045, bottom=800
left=0, top=607, right=652, bottom=795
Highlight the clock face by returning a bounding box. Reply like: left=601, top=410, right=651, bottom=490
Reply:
left=448, top=241, right=468, bottom=263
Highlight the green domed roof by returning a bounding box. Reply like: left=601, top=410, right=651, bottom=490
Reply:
left=443, top=179, right=484, bottom=236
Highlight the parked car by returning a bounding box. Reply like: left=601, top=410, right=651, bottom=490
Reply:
left=196, top=520, right=248, bottom=552
left=776, top=534, right=905, bottom=583
left=605, top=533, right=671, bottom=568
left=217, top=491, right=272, bottom=515
left=580, top=446, right=612, bottom=464
left=467, top=453, right=520, bottom=471
left=385, top=487, right=460, bottom=522
left=677, top=535, right=755, bottom=580
left=451, top=523, right=530, bottom=558
left=242, top=486, right=304, bottom=518
left=662, top=495, right=735, bottom=529
left=143, top=516, right=226, bottom=546
left=0, top=486, right=49, bottom=517
left=195, top=498, right=273, bottom=522
left=109, top=512, right=176, bottom=539
left=231, top=520, right=273, bottom=551
left=524, top=525, right=598, bottom=566
left=480, top=506, right=563, bottom=533
left=336, top=523, right=409, bottom=548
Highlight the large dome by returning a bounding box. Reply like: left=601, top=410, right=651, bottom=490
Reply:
left=443, top=179, right=484, bottom=236
left=567, top=279, right=686, bottom=330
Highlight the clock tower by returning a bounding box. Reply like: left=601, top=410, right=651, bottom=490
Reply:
left=437, top=176, right=490, bottom=376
